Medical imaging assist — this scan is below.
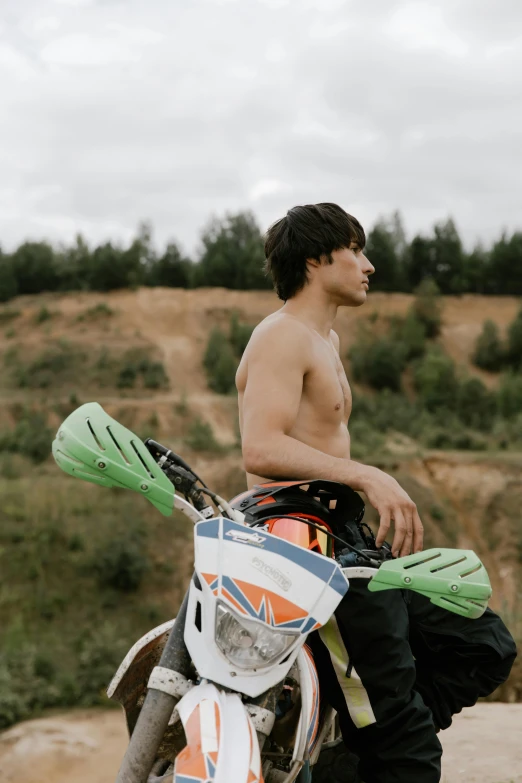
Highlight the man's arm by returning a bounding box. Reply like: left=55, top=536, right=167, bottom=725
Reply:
left=241, top=320, right=423, bottom=557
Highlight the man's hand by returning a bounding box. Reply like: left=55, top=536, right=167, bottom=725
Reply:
left=357, top=465, right=424, bottom=557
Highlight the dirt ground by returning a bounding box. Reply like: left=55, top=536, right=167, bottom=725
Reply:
left=0, top=704, right=520, bottom=783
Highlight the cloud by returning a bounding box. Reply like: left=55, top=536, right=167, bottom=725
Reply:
left=249, top=178, right=292, bottom=200
left=0, top=0, right=520, bottom=254
left=41, top=25, right=164, bottom=66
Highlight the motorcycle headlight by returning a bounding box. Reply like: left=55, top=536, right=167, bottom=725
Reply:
left=215, top=603, right=299, bottom=670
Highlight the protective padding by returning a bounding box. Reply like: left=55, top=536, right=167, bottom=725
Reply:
left=174, top=682, right=263, bottom=783
left=52, top=402, right=175, bottom=516
left=367, top=548, right=492, bottom=619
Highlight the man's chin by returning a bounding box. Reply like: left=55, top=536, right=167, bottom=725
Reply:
left=342, top=291, right=367, bottom=307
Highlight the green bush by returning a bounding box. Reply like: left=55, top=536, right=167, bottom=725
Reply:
left=13, top=342, right=82, bottom=388
left=93, top=534, right=150, bottom=592
left=390, top=312, right=427, bottom=360
left=456, top=377, right=497, bottom=431
left=416, top=409, right=485, bottom=450
left=498, top=372, right=522, bottom=418
left=185, top=417, right=223, bottom=452
left=506, top=307, right=522, bottom=371
left=203, top=328, right=237, bottom=394
left=351, top=388, right=492, bottom=451
left=117, top=364, right=137, bottom=388
left=143, top=360, right=169, bottom=389
left=411, top=279, right=442, bottom=338
left=76, top=625, right=128, bottom=705
left=0, top=625, right=130, bottom=727
left=96, top=346, right=110, bottom=370
left=3, top=345, right=18, bottom=366
left=349, top=337, right=406, bottom=391
left=77, top=302, right=114, bottom=321
left=413, top=349, right=458, bottom=412
left=229, top=311, right=255, bottom=357
left=473, top=320, right=505, bottom=372
left=422, top=425, right=488, bottom=451
left=348, top=419, right=387, bottom=460
left=490, top=413, right=522, bottom=450
left=0, top=646, right=64, bottom=729
left=175, top=391, right=189, bottom=416
left=117, top=354, right=169, bottom=390
left=351, top=390, right=420, bottom=437
left=34, top=305, right=53, bottom=324
left=0, top=411, right=53, bottom=463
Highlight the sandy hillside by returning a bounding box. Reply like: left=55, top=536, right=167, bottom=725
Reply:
left=0, top=705, right=521, bottom=783
left=1, top=287, right=520, bottom=440
left=3, top=288, right=521, bottom=396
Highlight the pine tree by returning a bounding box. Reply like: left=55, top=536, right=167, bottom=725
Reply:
left=0, top=251, right=18, bottom=303
left=194, top=211, right=270, bottom=289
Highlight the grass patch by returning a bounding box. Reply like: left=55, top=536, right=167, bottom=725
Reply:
left=0, top=453, right=30, bottom=480
left=117, top=354, right=169, bottom=390
left=0, top=410, right=54, bottom=463
left=94, top=347, right=169, bottom=391
left=1, top=341, right=168, bottom=393
left=11, top=341, right=85, bottom=389
left=185, top=417, right=224, bottom=453
left=76, top=302, right=115, bottom=322
left=34, top=305, right=58, bottom=324
left=0, top=471, right=194, bottom=728
left=174, top=391, right=189, bottom=416
left=93, top=530, right=150, bottom=592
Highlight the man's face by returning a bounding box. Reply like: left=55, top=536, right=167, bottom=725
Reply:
left=309, top=242, right=375, bottom=307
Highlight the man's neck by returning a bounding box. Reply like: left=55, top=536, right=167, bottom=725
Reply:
left=280, top=291, right=338, bottom=339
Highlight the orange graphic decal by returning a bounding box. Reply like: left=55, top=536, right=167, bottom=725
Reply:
left=201, top=572, right=218, bottom=587
left=233, top=578, right=308, bottom=626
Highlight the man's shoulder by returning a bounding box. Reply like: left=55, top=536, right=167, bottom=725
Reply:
left=246, top=314, right=313, bottom=362
left=252, top=313, right=313, bottom=345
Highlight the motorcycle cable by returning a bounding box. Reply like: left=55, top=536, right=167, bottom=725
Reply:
left=251, top=514, right=382, bottom=566
left=144, top=438, right=209, bottom=488
left=198, top=485, right=236, bottom=519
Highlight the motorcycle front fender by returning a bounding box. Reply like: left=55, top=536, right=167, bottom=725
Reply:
left=174, top=681, right=263, bottom=783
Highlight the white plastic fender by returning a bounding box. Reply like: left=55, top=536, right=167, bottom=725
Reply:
left=291, top=646, right=319, bottom=765
left=174, top=681, right=263, bottom=783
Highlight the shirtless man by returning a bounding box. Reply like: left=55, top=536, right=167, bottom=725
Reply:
left=236, top=204, right=422, bottom=559
left=235, top=203, right=516, bottom=783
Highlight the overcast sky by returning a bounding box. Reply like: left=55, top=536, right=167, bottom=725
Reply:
left=1, top=0, right=521, bottom=255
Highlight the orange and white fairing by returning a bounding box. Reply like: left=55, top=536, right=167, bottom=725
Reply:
left=174, top=681, right=263, bottom=783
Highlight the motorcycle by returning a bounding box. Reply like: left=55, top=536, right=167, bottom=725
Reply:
left=52, top=403, right=493, bottom=783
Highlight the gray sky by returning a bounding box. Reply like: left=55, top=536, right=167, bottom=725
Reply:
left=1, top=0, right=521, bottom=255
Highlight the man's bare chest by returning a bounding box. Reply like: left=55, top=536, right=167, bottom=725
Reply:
left=303, top=350, right=352, bottom=423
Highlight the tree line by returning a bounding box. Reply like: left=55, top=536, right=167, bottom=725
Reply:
left=1, top=210, right=521, bottom=303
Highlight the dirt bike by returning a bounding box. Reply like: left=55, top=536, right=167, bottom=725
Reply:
left=52, top=403, right=493, bottom=783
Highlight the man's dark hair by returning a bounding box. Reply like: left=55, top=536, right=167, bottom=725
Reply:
left=264, top=202, right=365, bottom=301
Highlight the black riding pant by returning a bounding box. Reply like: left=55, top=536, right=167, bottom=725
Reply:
left=309, top=527, right=517, bottom=783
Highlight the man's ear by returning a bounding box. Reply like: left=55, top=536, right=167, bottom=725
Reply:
left=306, top=256, right=321, bottom=270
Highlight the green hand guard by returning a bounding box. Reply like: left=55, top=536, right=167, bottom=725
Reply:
left=52, top=402, right=176, bottom=516
left=367, top=548, right=492, bottom=619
